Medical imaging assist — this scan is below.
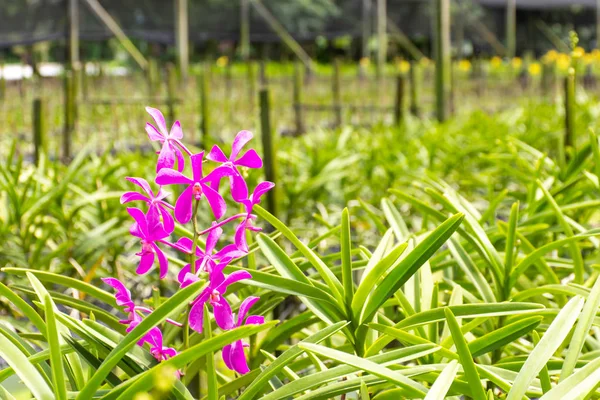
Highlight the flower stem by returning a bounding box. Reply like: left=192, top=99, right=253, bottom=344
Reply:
left=184, top=200, right=201, bottom=353
left=197, top=213, right=250, bottom=236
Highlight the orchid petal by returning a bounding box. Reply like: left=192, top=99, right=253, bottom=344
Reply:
left=237, top=296, right=260, bottom=327
left=120, top=192, right=149, bottom=204
left=155, top=168, right=194, bottom=186
left=170, top=120, right=183, bottom=140
left=145, top=122, right=164, bottom=142
left=174, top=185, right=194, bottom=224
left=234, top=220, right=249, bottom=252
left=229, top=339, right=250, bottom=374
left=157, top=142, right=176, bottom=172
left=230, top=174, right=249, bottom=202
left=205, top=224, right=223, bottom=254
left=145, top=107, right=168, bottom=135
left=212, top=296, right=235, bottom=330
left=191, top=152, right=205, bottom=182
left=202, top=184, right=227, bottom=220
left=235, top=149, right=263, bottom=168
left=126, top=177, right=154, bottom=196
left=231, top=130, right=253, bottom=160
left=245, top=315, right=265, bottom=325
left=101, top=278, right=134, bottom=311
left=189, top=298, right=206, bottom=333
left=136, top=251, right=155, bottom=275
left=207, top=145, right=229, bottom=163
left=153, top=243, right=168, bottom=279
left=215, top=270, right=252, bottom=294
left=251, top=181, right=275, bottom=205
left=127, top=208, right=149, bottom=238
left=158, top=205, right=175, bottom=234
left=222, top=344, right=233, bottom=370
left=173, top=143, right=185, bottom=172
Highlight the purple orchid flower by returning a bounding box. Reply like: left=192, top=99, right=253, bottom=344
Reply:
left=128, top=207, right=171, bottom=279
left=145, top=107, right=191, bottom=172
left=222, top=296, right=264, bottom=375
left=187, top=270, right=253, bottom=333
left=175, top=224, right=246, bottom=281
left=102, top=278, right=135, bottom=315
left=155, top=152, right=232, bottom=224
left=207, top=130, right=263, bottom=201
left=120, top=177, right=175, bottom=233
left=235, top=182, right=275, bottom=252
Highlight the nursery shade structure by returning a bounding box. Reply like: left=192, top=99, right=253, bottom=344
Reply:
left=1, top=0, right=600, bottom=55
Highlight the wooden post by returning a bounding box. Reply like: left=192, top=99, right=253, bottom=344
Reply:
left=259, top=88, right=278, bottom=217
left=147, top=57, right=158, bottom=97
left=332, top=59, right=342, bottom=128
left=259, top=61, right=267, bottom=85
left=241, top=0, right=250, bottom=60
left=376, top=0, right=387, bottom=79
left=33, top=98, right=47, bottom=165
left=247, top=61, right=256, bottom=111
left=362, top=0, right=371, bottom=60
left=394, top=75, right=405, bottom=126
left=434, top=0, right=451, bottom=122
left=0, top=62, right=5, bottom=104
left=175, top=0, right=189, bottom=80
left=199, top=64, right=210, bottom=145
left=409, top=61, right=420, bottom=117
left=564, top=68, right=576, bottom=164
left=597, top=0, right=600, bottom=49
left=63, top=71, right=75, bottom=162
left=293, top=62, right=305, bottom=135
left=166, top=63, right=177, bottom=122
left=506, top=0, right=516, bottom=59
left=68, top=0, right=80, bottom=68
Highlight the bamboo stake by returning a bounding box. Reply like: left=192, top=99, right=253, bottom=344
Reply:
left=259, top=88, right=278, bottom=217
left=33, top=98, right=47, bottom=165
left=434, top=0, right=451, bottom=121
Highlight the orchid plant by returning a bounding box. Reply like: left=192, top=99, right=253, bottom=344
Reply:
left=109, top=107, right=273, bottom=375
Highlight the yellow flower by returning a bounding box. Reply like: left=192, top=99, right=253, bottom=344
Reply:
left=490, top=56, right=502, bottom=68
left=398, top=60, right=411, bottom=73
left=216, top=56, right=229, bottom=67
left=583, top=53, right=595, bottom=65
left=556, top=54, right=571, bottom=72
left=545, top=50, right=559, bottom=62
left=458, top=59, right=471, bottom=72
left=511, top=57, right=522, bottom=69
left=359, top=57, right=370, bottom=68
left=573, top=46, right=585, bottom=59
left=528, top=62, right=541, bottom=76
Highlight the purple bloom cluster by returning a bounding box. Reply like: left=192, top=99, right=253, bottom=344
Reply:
left=104, top=107, right=273, bottom=375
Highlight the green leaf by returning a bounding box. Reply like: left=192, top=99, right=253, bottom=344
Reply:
left=351, top=242, right=408, bottom=321
left=298, top=343, right=429, bottom=398
left=238, top=321, right=349, bottom=400
left=560, top=274, right=600, bottom=381
left=381, top=197, right=409, bottom=241
left=444, top=308, right=486, bottom=400
left=76, top=279, right=207, bottom=399
left=469, top=316, right=543, bottom=357
left=424, top=360, right=459, bottom=400
left=43, top=294, right=67, bottom=400
left=204, top=304, right=218, bottom=400
left=540, top=357, right=600, bottom=400
left=341, top=208, right=354, bottom=311
left=360, top=213, right=464, bottom=324
left=254, top=205, right=345, bottom=305
left=507, top=296, right=585, bottom=400
left=0, top=330, right=55, bottom=400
